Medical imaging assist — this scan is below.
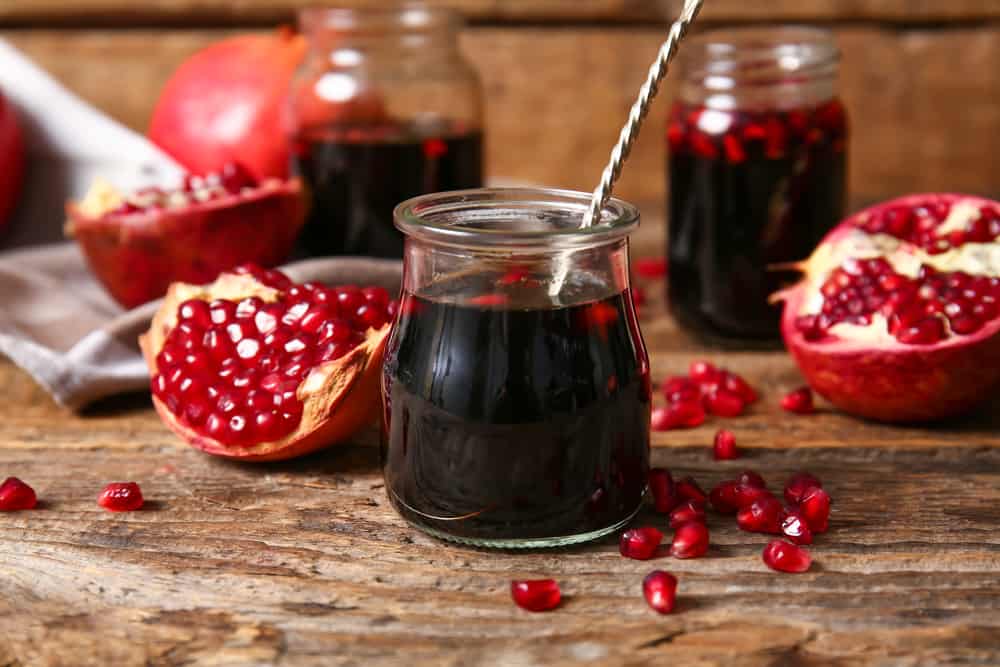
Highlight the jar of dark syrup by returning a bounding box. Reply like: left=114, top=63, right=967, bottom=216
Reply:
left=667, top=27, right=848, bottom=344
left=289, top=6, right=484, bottom=258
left=382, top=189, right=651, bottom=548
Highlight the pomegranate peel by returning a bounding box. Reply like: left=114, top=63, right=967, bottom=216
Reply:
left=775, top=194, right=1000, bottom=422
left=140, top=269, right=391, bottom=461
left=67, top=169, right=307, bottom=309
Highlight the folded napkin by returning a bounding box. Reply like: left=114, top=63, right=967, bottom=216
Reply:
left=0, top=243, right=401, bottom=410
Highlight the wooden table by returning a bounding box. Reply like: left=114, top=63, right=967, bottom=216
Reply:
left=1, top=236, right=999, bottom=665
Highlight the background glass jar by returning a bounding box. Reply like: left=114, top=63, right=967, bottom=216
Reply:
left=382, top=189, right=651, bottom=548
left=288, top=6, right=484, bottom=259
left=666, top=27, right=848, bottom=344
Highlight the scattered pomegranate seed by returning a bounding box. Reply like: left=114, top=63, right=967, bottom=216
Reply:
left=648, top=468, right=677, bottom=513
left=781, top=509, right=814, bottom=545
left=674, top=477, right=708, bottom=507
left=733, top=483, right=773, bottom=509
left=669, top=500, right=706, bottom=528
left=784, top=472, right=822, bottom=505
left=670, top=521, right=709, bottom=559
left=663, top=376, right=700, bottom=404
left=797, top=487, right=831, bottom=533
left=737, top=470, right=767, bottom=488
left=709, top=480, right=740, bottom=514
left=722, top=371, right=758, bottom=404
left=511, top=579, right=561, bottom=612
left=651, top=401, right=706, bottom=431
left=620, top=527, right=664, bottom=560
left=781, top=386, right=815, bottom=414
left=704, top=390, right=745, bottom=417
left=97, top=482, right=144, bottom=512
left=634, top=257, right=668, bottom=279
left=642, top=570, right=678, bottom=614
left=762, top=540, right=812, bottom=573
left=689, top=360, right=719, bottom=383
left=0, top=477, right=37, bottom=511
left=736, top=496, right=784, bottom=534
left=713, top=429, right=740, bottom=460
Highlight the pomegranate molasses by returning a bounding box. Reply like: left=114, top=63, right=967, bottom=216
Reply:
left=383, top=189, right=650, bottom=547
left=293, top=123, right=483, bottom=257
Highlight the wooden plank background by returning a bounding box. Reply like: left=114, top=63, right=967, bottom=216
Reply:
left=2, top=1, right=999, bottom=209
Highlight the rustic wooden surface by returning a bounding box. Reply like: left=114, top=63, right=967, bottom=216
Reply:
left=1, top=220, right=999, bottom=666
left=4, top=22, right=1000, bottom=207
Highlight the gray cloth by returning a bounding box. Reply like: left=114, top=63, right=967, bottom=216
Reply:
left=0, top=243, right=402, bottom=410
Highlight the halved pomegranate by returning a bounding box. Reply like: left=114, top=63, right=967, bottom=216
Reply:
left=67, top=163, right=306, bottom=309
left=139, top=264, right=392, bottom=461
left=775, top=194, right=1000, bottom=421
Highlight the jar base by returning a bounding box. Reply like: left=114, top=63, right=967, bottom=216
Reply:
left=388, top=493, right=644, bottom=550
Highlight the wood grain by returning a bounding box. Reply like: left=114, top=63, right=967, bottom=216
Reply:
left=2, top=0, right=999, bottom=26
left=6, top=26, right=1000, bottom=210
left=1, top=228, right=999, bottom=665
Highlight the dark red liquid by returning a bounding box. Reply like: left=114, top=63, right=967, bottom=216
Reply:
left=667, top=100, right=848, bottom=342
left=381, top=274, right=651, bottom=543
left=292, top=124, right=483, bottom=258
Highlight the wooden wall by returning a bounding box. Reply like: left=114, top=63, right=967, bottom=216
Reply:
left=3, top=1, right=999, bottom=210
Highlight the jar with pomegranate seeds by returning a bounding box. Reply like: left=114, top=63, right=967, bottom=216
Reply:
left=666, top=27, right=848, bottom=344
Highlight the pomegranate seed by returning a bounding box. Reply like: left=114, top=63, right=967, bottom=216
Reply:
left=219, top=162, right=256, bottom=193
left=97, top=482, right=144, bottom=512
left=733, top=483, right=773, bottom=509
left=781, top=510, right=814, bottom=545
left=705, top=390, right=744, bottom=417
left=648, top=468, right=677, bottom=513
left=663, top=376, right=700, bottom=404
left=651, top=401, right=705, bottom=430
left=896, top=317, right=946, bottom=345
left=723, top=134, right=746, bottom=163
left=784, top=472, right=822, bottom=505
left=713, top=429, right=740, bottom=460
left=669, top=500, right=706, bottom=528
left=0, top=477, right=37, bottom=511
left=510, top=579, right=561, bottom=612
left=798, top=487, right=831, bottom=533
left=762, top=540, right=812, bottom=573
left=722, top=372, right=758, bottom=404
left=781, top=387, right=815, bottom=414
left=709, top=480, right=740, bottom=514
left=635, top=257, right=668, bottom=279
left=642, top=571, right=678, bottom=614
left=674, top=477, right=708, bottom=507
left=689, top=360, right=719, bottom=383
left=736, top=496, right=784, bottom=534
left=670, top=521, right=709, bottom=559
left=620, top=526, right=664, bottom=560
left=737, top=470, right=767, bottom=488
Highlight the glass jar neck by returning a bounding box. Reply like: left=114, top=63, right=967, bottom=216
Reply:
left=394, top=188, right=640, bottom=307
left=298, top=6, right=460, bottom=58
left=678, top=27, right=840, bottom=111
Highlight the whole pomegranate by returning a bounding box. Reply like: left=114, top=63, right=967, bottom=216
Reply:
left=139, top=264, right=394, bottom=461
left=775, top=194, right=1000, bottom=422
left=0, top=87, right=25, bottom=235
left=66, top=163, right=306, bottom=309
left=149, top=29, right=305, bottom=180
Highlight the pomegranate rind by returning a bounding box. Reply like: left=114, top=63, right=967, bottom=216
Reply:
left=776, top=193, right=1000, bottom=422
left=67, top=178, right=307, bottom=309
left=140, top=273, right=390, bottom=461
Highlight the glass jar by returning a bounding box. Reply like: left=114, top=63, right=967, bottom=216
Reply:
left=288, top=5, right=484, bottom=259
left=381, top=188, right=651, bottom=548
left=666, top=27, right=848, bottom=344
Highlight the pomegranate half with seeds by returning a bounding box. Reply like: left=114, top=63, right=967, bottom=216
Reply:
left=775, top=194, right=1000, bottom=422
left=66, top=163, right=306, bottom=309
left=139, top=265, right=393, bottom=461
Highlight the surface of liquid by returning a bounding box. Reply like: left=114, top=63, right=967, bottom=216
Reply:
left=381, top=273, right=651, bottom=544
left=667, top=101, right=847, bottom=342
left=293, top=123, right=483, bottom=258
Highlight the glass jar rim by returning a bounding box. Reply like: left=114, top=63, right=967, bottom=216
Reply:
left=681, top=25, right=839, bottom=82
left=394, top=187, right=640, bottom=251
left=298, top=5, right=459, bottom=35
